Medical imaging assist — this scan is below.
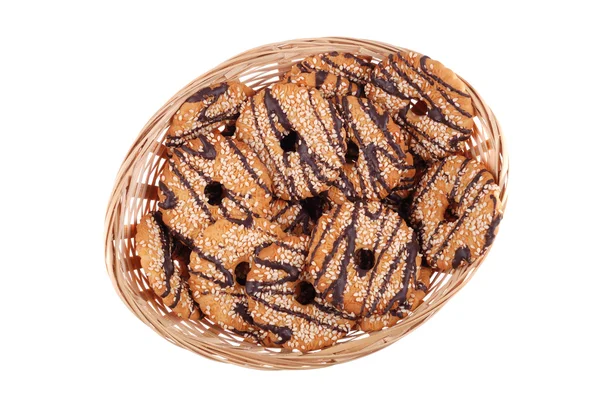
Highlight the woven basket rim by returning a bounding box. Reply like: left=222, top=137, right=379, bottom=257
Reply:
left=104, top=36, right=509, bottom=370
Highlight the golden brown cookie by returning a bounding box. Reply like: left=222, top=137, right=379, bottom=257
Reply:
left=358, top=267, right=432, bottom=332
left=328, top=96, right=415, bottom=204
left=158, top=129, right=273, bottom=243
left=286, top=68, right=362, bottom=98
left=366, top=51, right=474, bottom=161
left=187, top=218, right=284, bottom=340
left=409, top=155, right=502, bottom=271
left=135, top=212, right=201, bottom=319
left=166, top=81, right=253, bottom=146
left=269, top=191, right=332, bottom=235
left=245, top=235, right=356, bottom=351
left=291, top=52, right=373, bottom=85
left=236, top=83, right=347, bottom=201
left=306, top=201, right=421, bottom=317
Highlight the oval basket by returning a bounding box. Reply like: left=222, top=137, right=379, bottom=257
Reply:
left=104, top=37, right=509, bottom=370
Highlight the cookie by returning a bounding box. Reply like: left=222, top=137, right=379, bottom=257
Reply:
left=328, top=96, right=415, bottom=204
left=187, top=218, right=285, bottom=340
left=306, top=201, right=421, bottom=317
left=286, top=68, right=362, bottom=98
left=366, top=51, right=474, bottom=160
left=135, top=212, right=201, bottom=319
left=409, top=155, right=502, bottom=271
left=245, top=235, right=356, bottom=351
left=235, top=83, right=347, bottom=201
left=358, top=267, right=432, bottom=332
left=269, top=191, right=331, bottom=235
left=166, top=81, right=253, bottom=146
left=291, top=52, right=373, bottom=85
left=158, top=129, right=273, bottom=243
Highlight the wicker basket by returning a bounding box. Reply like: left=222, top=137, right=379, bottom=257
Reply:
left=104, top=37, right=509, bottom=370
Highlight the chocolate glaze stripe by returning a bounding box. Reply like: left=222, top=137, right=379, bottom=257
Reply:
left=363, top=218, right=408, bottom=316
left=250, top=96, right=300, bottom=199
left=315, top=70, right=328, bottom=88
left=394, top=53, right=473, bottom=123
left=157, top=181, right=177, bottom=210
left=429, top=178, right=495, bottom=265
left=223, top=136, right=272, bottom=196
left=363, top=201, right=385, bottom=220
left=388, top=58, right=472, bottom=135
left=167, top=159, right=216, bottom=223
left=186, top=82, right=229, bottom=103
left=372, top=67, right=411, bottom=99
left=358, top=99, right=405, bottom=159
left=308, top=91, right=346, bottom=167
left=312, top=204, right=356, bottom=284
left=358, top=208, right=391, bottom=315
left=312, top=299, right=357, bottom=321
left=402, top=120, right=455, bottom=154
left=190, top=269, right=232, bottom=289
left=179, top=135, right=217, bottom=159
left=395, top=53, right=472, bottom=118
left=320, top=205, right=360, bottom=307
left=410, top=158, right=448, bottom=214
left=449, top=158, right=472, bottom=200
left=457, top=170, right=491, bottom=206
left=253, top=257, right=300, bottom=279
left=246, top=286, right=296, bottom=297
left=382, top=233, right=419, bottom=314
left=166, top=118, right=236, bottom=146
left=250, top=296, right=349, bottom=333
left=272, top=202, right=295, bottom=220
left=307, top=200, right=342, bottom=264
left=150, top=211, right=175, bottom=297
left=234, top=302, right=292, bottom=344
left=419, top=56, right=471, bottom=98
left=321, top=53, right=369, bottom=83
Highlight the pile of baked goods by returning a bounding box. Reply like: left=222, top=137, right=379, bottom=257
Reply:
left=135, top=50, right=502, bottom=352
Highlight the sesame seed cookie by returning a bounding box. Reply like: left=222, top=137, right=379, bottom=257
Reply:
left=366, top=51, right=474, bottom=161
left=291, top=52, right=373, bottom=85
left=409, top=155, right=502, bottom=271
left=135, top=212, right=201, bottom=319
left=269, top=191, right=332, bottom=236
left=187, top=218, right=285, bottom=340
left=166, top=81, right=254, bottom=146
left=245, top=235, right=355, bottom=351
left=328, top=96, right=415, bottom=204
left=235, top=83, right=347, bottom=201
left=358, top=267, right=432, bottom=332
left=305, top=201, right=421, bottom=317
left=158, top=129, right=273, bottom=243
left=286, top=68, right=362, bottom=98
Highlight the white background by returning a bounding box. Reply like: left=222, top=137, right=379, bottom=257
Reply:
left=1, top=1, right=598, bottom=400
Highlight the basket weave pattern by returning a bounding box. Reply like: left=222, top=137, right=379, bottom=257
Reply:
left=104, top=37, right=508, bottom=370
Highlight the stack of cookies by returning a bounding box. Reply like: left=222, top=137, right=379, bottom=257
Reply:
left=135, top=50, right=502, bottom=352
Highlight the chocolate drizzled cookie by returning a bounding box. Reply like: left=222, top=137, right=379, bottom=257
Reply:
left=409, top=155, right=502, bottom=271
left=135, top=212, right=201, bottom=319
left=188, top=218, right=285, bottom=341
left=158, top=129, right=273, bottom=242
left=245, top=235, right=355, bottom=351
left=306, top=201, right=421, bottom=317
left=291, top=52, right=373, bottom=85
left=236, top=83, right=347, bottom=201
left=328, top=96, right=415, bottom=204
left=167, top=81, right=253, bottom=146
left=366, top=51, right=474, bottom=161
